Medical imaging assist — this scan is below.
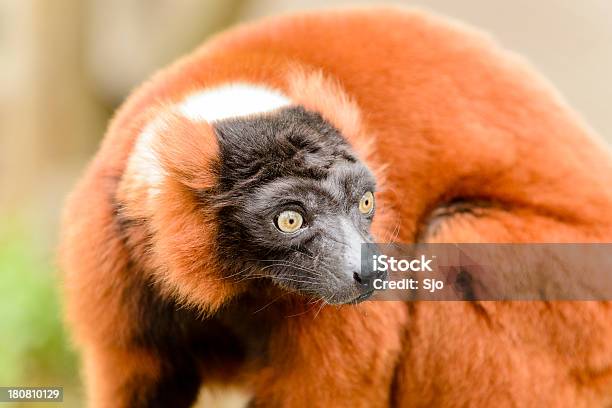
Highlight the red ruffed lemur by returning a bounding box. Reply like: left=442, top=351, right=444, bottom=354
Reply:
left=60, top=7, right=612, bottom=407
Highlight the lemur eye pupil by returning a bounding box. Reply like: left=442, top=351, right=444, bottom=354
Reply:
left=276, top=210, right=303, bottom=233
left=359, top=191, right=375, bottom=215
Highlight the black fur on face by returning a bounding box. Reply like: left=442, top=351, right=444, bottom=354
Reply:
left=206, top=106, right=381, bottom=304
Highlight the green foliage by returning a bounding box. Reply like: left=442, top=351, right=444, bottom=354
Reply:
left=0, top=216, right=78, bottom=386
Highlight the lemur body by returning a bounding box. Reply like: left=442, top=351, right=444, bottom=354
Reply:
left=60, top=8, right=612, bottom=407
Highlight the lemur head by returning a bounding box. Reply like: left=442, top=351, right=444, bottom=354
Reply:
left=118, top=81, right=384, bottom=308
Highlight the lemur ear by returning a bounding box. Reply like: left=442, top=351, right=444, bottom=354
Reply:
left=118, top=109, right=219, bottom=220
left=151, top=111, right=219, bottom=191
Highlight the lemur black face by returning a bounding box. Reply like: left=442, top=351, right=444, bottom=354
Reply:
left=210, top=106, right=380, bottom=304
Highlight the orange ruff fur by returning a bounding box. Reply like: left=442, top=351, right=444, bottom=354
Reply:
left=60, top=7, right=612, bottom=407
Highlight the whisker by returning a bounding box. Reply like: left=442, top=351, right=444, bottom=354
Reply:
left=285, top=298, right=321, bottom=318
left=247, top=259, right=334, bottom=279
left=238, top=273, right=320, bottom=286
left=313, top=297, right=328, bottom=320
left=252, top=292, right=288, bottom=315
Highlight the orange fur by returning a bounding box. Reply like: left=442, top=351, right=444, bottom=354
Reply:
left=60, top=7, right=612, bottom=407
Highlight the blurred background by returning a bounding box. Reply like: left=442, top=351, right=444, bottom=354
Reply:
left=0, top=0, right=610, bottom=406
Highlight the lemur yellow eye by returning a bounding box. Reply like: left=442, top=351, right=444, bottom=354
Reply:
left=276, top=210, right=303, bottom=233
left=359, top=191, right=374, bottom=214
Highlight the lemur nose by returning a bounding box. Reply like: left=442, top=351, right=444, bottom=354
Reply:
left=354, top=268, right=387, bottom=287
left=353, top=271, right=364, bottom=284
left=353, top=270, right=377, bottom=287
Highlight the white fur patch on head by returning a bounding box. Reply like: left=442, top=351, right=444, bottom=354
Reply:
left=129, top=117, right=168, bottom=194
left=178, top=83, right=292, bottom=122
left=119, top=114, right=170, bottom=217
